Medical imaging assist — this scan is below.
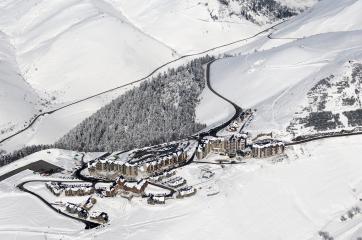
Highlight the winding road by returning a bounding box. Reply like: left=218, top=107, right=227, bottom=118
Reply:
left=2, top=16, right=340, bottom=232
left=0, top=20, right=287, bottom=146
left=17, top=180, right=100, bottom=229
left=200, top=59, right=243, bottom=137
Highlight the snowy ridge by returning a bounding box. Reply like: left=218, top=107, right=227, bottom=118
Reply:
left=203, top=0, right=362, bottom=140
left=0, top=0, right=178, bottom=151
left=0, top=0, right=318, bottom=152
left=0, top=31, right=40, bottom=140
left=112, top=0, right=313, bottom=54
left=273, top=0, right=362, bottom=38
left=2, top=1, right=362, bottom=240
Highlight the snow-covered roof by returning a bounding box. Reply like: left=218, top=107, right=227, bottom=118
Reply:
left=153, top=196, right=165, bottom=202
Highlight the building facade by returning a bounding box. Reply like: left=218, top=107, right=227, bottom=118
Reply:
left=251, top=139, right=285, bottom=158
left=197, top=134, right=247, bottom=160
left=88, top=149, right=187, bottom=178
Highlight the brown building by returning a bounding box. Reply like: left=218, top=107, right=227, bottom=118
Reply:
left=251, top=139, right=285, bottom=158
left=197, top=134, right=248, bottom=160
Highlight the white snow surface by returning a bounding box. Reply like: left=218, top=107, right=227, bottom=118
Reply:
left=0, top=0, right=298, bottom=151
left=1, top=1, right=362, bottom=239
left=87, top=135, right=362, bottom=239
left=112, top=0, right=263, bottom=54
left=274, top=0, right=362, bottom=38
left=2, top=135, right=362, bottom=239
left=0, top=0, right=177, bottom=150
left=0, top=148, right=81, bottom=177
left=0, top=31, right=40, bottom=137
left=0, top=0, right=176, bottom=103
left=113, top=0, right=318, bottom=54
left=201, top=0, right=362, bottom=139
left=0, top=171, right=82, bottom=236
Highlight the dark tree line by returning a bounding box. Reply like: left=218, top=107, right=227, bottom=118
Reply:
left=0, top=55, right=214, bottom=167
left=55, top=55, right=215, bottom=152
left=0, top=144, right=53, bottom=167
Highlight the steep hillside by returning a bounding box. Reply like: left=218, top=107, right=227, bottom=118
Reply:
left=202, top=0, right=362, bottom=140
left=56, top=57, right=212, bottom=152
left=0, top=31, right=41, bottom=140
left=287, top=62, right=362, bottom=137
left=112, top=0, right=315, bottom=54
left=0, top=0, right=177, bottom=103
left=273, top=0, right=362, bottom=38
left=0, top=0, right=317, bottom=153
left=0, top=0, right=177, bottom=151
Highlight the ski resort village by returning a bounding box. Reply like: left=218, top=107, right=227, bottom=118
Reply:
left=1, top=0, right=362, bottom=240
left=1, top=109, right=287, bottom=228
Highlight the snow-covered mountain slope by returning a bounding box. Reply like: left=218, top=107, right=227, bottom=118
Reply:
left=287, top=61, right=362, bottom=137
left=0, top=0, right=177, bottom=103
left=202, top=0, right=362, bottom=139
left=274, top=0, right=362, bottom=38
left=0, top=0, right=318, bottom=152
left=110, top=0, right=315, bottom=54
left=0, top=0, right=178, bottom=151
left=0, top=31, right=41, bottom=138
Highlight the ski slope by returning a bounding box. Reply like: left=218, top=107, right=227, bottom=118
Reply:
left=111, top=0, right=316, bottom=55
left=274, top=0, right=362, bottom=38
left=112, top=0, right=262, bottom=54
left=0, top=0, right=177, bottom=103
left=0, top=0, right=177, bottom=151
left=0, top=31, right=40, bottom=139
left=202, top=0, right=362, bottom=139
left=1, top=1, right=362, bottom=239
left=0, top=0, right=312, bottom=152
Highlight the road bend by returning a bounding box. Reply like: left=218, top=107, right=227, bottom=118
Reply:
left=0, top=20, right=287, bottom=145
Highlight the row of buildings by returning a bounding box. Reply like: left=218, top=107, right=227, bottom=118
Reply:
left=88, top=149, right=188, bottom=178
left=46, top=182, right=95, bottom=196
left=196, top=134, right=248, bottom=159
left=251, top=139, right=285, bottom=158
left=196, top=134, right=285, bottom=160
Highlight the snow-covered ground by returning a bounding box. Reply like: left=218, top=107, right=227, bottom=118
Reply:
left=199, top=0, right=362, bottom=140
left=195, top=75, right=235, bottom=128
left=1, top=1, right=362, bottom=239
left=0, top=0, right=177, bottom=151
left=0, top=31, right=40, bottom=139
left=111, top=0, right=261, bottom=54
left=113, top=0, right=317, bottom=54
left=79, top=135, right=362, bottom=240
left=2, top=134, right=362, bottom=239
left=0, top=171, right=83, bottom=239
left=0, top=0, right=320, bottom=152
left=273, top=0, right=362, bottom=39
left=0, top=149, right=81, bottom=177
